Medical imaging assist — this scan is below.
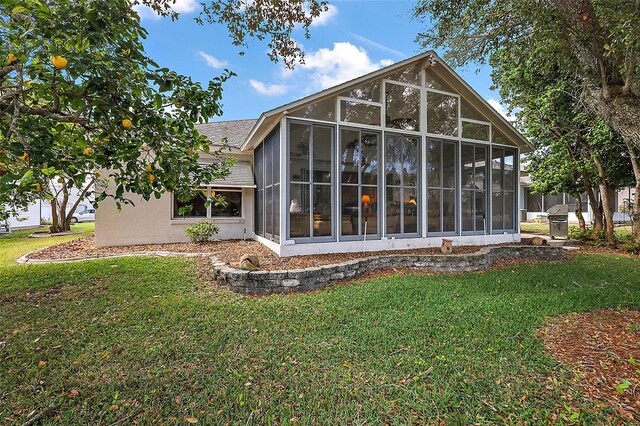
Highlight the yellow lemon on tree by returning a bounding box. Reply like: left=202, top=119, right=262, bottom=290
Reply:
left=122, top=119, right=132, bottom=129
left=148, top=173, right=156, bottom=182
left=50, top=55, right=68, bottom=69
left=94, top=171, right=101, bottom=178
left=83, top=147, right=94, bottom=156
left=145, top=164, right=153, bottom=172
left=32, top=183, right=42, bottom=192
left=18, top=152, right=29, bottom=161
left=57, top=177, right=65, bottom=184
left=7, top=53, right=16, bottom=63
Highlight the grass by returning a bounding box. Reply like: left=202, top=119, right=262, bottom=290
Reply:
left=1, top=227, right=640, bottom=424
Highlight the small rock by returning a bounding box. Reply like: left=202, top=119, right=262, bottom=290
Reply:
left=240, top=254, right=260, bottom=267
left=530, top=236, right=548, bottom=246
left=440, top=238, right=453, bottom=255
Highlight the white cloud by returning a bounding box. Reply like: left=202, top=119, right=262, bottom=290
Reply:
left=310, top=4, right=338, bottom=27
left=133, top=0, right=199, bottom=20
left=350, top=33, right=405, bottom=58
left=299, top=42, right=393, bottom=90
left=249, top=79, right=289, bottom=96
left=198, top=51, right=229, bottom=69
left=487, top=99, right=517, bottom=122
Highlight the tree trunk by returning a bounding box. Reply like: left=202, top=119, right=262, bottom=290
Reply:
left=574, top=194, right=586, bottom=232
left=49, top=185, right=72, bottom=233
left=599, top=183, right=616, bottom=244
left=622, top=138, right=640, bottom=243
left=591, top=153, right=616, bottom=244
left=580, top=170, right=603, bottom=233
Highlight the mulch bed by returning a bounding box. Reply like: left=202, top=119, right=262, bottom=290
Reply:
left=540, top=310, right=640, bottom=421
left=28, top=235, right=520, bottom=271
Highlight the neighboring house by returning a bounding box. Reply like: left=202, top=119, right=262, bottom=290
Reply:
left=519, top=173, right=636, bottom=224
left=95, top=51, right=532, bottom=256
left=3, top=182, right=94, bottom=231
left=5, top=200, right=42, bottom=230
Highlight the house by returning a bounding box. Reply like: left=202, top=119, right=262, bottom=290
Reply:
left=95, top=51, right=532, bottom=256
left=519, top=173, right=636, bottom=224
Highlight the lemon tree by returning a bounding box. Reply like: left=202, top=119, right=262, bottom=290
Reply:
left=0, top=0, right=325, bottom=232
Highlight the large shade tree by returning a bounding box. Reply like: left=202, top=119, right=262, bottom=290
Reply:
left=413, top=0, right=640, bottom=242
left=1, top=0, right=326, bottom=231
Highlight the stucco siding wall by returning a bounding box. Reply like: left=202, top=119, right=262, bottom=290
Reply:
left=95, top=188, right=254, bottom=247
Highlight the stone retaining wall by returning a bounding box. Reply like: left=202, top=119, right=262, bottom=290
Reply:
left=212, top=245, right=565, bottom=295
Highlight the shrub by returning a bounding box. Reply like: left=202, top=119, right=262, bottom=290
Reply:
left=184, top=221, right=219, bottom=243
left=625, top=242, right=640, bottom=255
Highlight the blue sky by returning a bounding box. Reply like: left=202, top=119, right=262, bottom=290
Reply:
left=135, top=0, right=511, bottom=122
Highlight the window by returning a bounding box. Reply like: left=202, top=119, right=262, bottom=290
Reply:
left=173, top=188, right=242, bottom=218
left=212, top=190, right=242, bottom=217
left=461, top=144, right=487, bottom=233
left=491, top=147, right=517, bottom=232
left=340, top=100, right=381, bottom=126
left=340, top=129, right=380, bottom=238
left=254, top=126, right=280, bottom=241
left=427, top=92, right=458, bottom=137
left=289, top=97, right=336, bottom=122
left=340, top=80, right=381, bottom=103
left=288, top=122, right=334, bottom=240
left=386, top=64, right=421, bottom=86
left=385, top=133, right=419, bottom=235
left=426, top=139, right=457, bottom=233
left=461, top=121, right=490, bottom=141
left=173, top=189, right=207, bottom=218
left=385, top=82, right=420, bottom=132
left=425, top=70, right=455, bottom=92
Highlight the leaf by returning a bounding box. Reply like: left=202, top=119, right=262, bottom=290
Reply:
left=615, top=379, right=631, bottom=394
left=185, top=416, right=198, bottom=424
left=38, top=360, right=47, bottom=367
left=68, top=389, right=79, bottom=398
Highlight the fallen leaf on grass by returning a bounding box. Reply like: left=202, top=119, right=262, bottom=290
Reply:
left=186, top=416, right=198, bottom=423
left=38, top=360, right=47, bottom=367
left=68, top=389, right=79, bottom=398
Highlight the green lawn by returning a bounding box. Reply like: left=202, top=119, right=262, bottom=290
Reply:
left=1, top=227, right=639, bottom=424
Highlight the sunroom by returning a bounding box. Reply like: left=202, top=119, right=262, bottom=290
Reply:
left=245, top=52, right=530, bottom=257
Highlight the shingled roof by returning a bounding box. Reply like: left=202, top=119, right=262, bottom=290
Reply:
left=195, top=119, right=257, bottom=149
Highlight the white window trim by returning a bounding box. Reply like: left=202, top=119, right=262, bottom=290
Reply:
left=383, top=78, right=421, bottom=90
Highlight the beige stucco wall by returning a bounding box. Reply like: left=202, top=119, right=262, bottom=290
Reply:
left=95, top=152, right=254, bottom=247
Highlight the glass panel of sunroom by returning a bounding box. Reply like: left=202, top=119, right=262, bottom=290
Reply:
left=404, top=189, right=418, bottom=233
left=360, top=133, right=379, bottom=185
left=385, top=83, right=420, bottom=131
left=341, top=185, right=359, bottom=236
left=289, top=96, right=336, bottom=122
left=425, top=70, right=455, bottom=92
left=427, top=92, right=458, bottom=137
left=386, top=187, right=402, bottom=234
left=313, top=185, right=332, bottom=237
left=290, top=184, right=310, bottom=238
left=290, top=123, right=310, bottom=182
left=340, top=129, right=359, bottom=184
left=313, top=126, right=332, bottom=183
left=386, top=64, right=421, bottom=86
left=340, top=100, right=381, bottom=126
left=462, top=121, right=490, bottom=141
left=461, top=98, right=488, bottom=122
left=340, top=80, right=381, bottom=103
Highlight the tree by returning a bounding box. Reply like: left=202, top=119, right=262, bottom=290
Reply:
left=413, top=0, right=640, bottom=242
left=1, top=0, right=326, bottom=231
